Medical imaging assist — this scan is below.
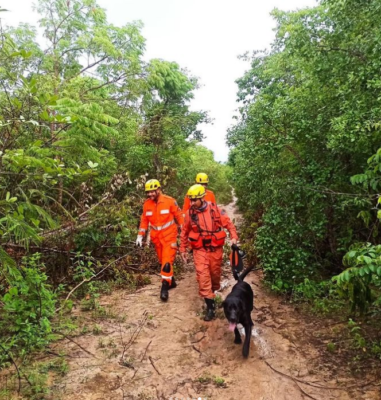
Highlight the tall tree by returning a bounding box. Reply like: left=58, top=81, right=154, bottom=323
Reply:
left=228, top=0, right=381, bottom=291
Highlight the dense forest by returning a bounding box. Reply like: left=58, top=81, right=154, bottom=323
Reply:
left=0, top=0, right=231, bottom=372
left=229, top=0, right=381, bottom=314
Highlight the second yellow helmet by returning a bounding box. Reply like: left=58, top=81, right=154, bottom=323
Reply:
left=187, top=184, right=206, bottom=199
left=195, top=172, right=209, bottom=184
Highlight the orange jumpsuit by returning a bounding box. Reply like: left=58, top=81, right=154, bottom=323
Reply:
left=180, top=202, right=238, bottom=299
left=182, top=189, right=216, bottom=214
left=138, top=194, right=183, bottom=285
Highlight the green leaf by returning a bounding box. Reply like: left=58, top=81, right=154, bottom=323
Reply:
left=87, top=161, right=99, bottom=169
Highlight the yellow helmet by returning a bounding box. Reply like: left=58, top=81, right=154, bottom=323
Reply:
left=187, top=184, right=206, bottom=199
left=145, top=179, right=161, bottom=191
left=195, top=173, right=209, bottom=184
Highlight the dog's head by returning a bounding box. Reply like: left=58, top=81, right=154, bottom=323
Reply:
left=222, top=295, right=246, bottom=331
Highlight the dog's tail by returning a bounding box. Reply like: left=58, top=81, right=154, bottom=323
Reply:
left=236, top=265, right=254, bottom=282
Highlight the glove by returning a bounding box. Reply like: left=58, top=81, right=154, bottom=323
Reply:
left=136, top=235, right=143, bottom=247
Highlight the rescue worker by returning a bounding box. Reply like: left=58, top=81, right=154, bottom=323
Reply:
left=136, top=179, right=184, bottom=301
left=182, top=173, right=216, bottom=214
left=180, top=184, right=238, bottom=321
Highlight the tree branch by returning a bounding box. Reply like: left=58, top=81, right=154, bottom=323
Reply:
left=0, top=343, right=33, bottom=393
left=82, top=73, right=126, bottom=94
left=55, top=253, right=130, bottom=313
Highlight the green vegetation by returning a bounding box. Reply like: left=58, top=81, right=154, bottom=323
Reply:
left=197, top=372, right=226, bottom=388
left=0, top=0, right=231, bottom=383
left=228, top=0, right=381, bottom=316
left=7, top=0, right=381, bottom=391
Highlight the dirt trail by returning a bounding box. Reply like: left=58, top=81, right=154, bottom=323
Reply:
left=49, top=200, right=379, bottom=400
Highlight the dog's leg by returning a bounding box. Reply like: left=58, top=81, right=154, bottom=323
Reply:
left=234, top=327, right=242, bottom=344
left=242, top=323, right=252, bottom=358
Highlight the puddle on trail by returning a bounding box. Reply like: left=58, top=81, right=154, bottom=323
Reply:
left=219, top=279, right=230, bottom=291
left=236, top=325, right=273, bottom=358
left=251, top=326, right=273, bottom=358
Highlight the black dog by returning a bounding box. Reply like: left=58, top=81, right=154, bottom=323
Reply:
left=222, top=266, right=254, bottom=358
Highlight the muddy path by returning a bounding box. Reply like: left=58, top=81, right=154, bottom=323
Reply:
left=48, top=200, right=380, bottom=400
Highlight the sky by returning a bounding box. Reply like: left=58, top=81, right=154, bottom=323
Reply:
left=1, top=0, right=317, bottom=162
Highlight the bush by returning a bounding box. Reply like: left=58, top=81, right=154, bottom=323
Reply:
left=0, top=254, right=56, bottom=366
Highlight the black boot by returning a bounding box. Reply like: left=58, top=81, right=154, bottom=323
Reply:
left=204, top=298, right=215, bottom=321
left=169, top=277, right=177, bottom=289
left=160, top=263, right=172, bottom=301
left=160, top=281, right=169, bottom=301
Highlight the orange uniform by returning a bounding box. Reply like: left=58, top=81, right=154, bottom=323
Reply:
left=139, top=194, right=183, bottom=284
left=182, top=189, right=216, bottom=214
left=180, top=202, right=238, bottom=299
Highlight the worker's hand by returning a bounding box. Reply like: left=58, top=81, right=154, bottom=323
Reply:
left=230, top=238, right=238, bottom=246
left=135, top=235, right=143, bottom=247
left=180, top=252, right=188, bottom=264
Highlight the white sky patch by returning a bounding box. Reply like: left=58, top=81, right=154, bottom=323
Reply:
left=1, top=0, right=317, bottom=162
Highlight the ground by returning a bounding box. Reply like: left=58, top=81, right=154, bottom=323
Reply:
left=24, top=200, right=381, bottom=399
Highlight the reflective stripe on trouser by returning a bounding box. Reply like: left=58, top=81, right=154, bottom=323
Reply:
left=152, top=229, right=177, bottom=286
left=193, top=247, right=223, bottom=299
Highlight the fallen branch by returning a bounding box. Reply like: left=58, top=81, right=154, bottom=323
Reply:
left=0, top=343, right=34, bottom=392
left=57, top=332, right=97, bottom=358
left=191, top=335, right=206, bottom=344
left=192, top=345, right=201, bottom=354
left=4, top=243, right=72, bottom=255
left=55, top=254, right=128, bottom=312
left=40, top=197, right=110, bottom=238
left=140, top=340, right=152, bottom=362
left=264, top=361, right=318, bottom=399
left=120, top=311, right=148, bottom=363
left=264, top=360, right=370, bottom=391
left=131, top=368, right=139, bottom=380
left=149, top=356, right=161, bottom=375
left=294, top=381, right=319, bottom=400
left=45, top=350, right=76, bottom=359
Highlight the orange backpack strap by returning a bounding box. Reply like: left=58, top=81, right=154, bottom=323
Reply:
left=230, top=244, right=244, bottom=276
left=208, top=202, right=226, bottom=247
left=189, top=208, right=200, bottom=232
left=188, top=209, right=203, bottom=248
left=208, top=202, right=222, bottom=230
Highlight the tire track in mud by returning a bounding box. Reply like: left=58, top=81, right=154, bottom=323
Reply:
left=48, top=199, right=379, bottom=400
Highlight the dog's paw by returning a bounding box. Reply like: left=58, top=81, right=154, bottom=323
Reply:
left=234, top=337, right=242, bottom=344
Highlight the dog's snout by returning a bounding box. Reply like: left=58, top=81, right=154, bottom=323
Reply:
left=228, top=310, right=238, bottom=322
